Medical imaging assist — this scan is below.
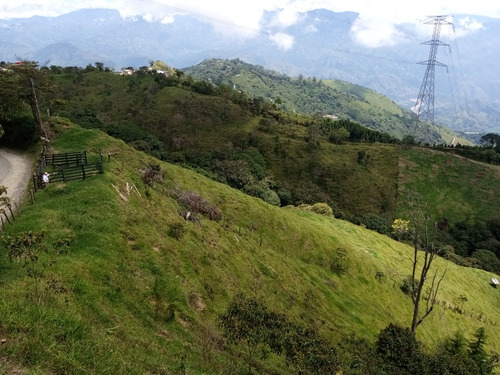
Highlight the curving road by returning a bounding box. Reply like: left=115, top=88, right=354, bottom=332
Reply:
left=0, top=148, right=34, bottom=212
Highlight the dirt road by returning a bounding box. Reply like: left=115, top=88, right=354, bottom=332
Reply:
left=0, top=148, right=34, bottom=212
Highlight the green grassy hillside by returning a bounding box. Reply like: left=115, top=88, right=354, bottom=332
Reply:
left=1, top=122, right=499, bottom=374
left=397, top=147, right=500, bottom=223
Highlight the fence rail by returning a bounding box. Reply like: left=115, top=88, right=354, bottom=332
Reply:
left=33, top=150, right=103, bottom=190
left=48, top=162, right=103, bottom=183
left=47, top=150, right=87, bottom=168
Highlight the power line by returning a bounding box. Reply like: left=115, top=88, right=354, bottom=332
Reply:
left=412, top=15, right=454, bottom=138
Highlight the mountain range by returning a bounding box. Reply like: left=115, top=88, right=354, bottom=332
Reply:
left=1, top=8, right=500, bottom=133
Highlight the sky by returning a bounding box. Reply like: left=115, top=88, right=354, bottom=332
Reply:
left=1, top=0, right=498, bottom=48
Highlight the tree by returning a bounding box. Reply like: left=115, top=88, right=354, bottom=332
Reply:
left=406, top=196, right=446, bottom=334
left=328, top=127, right=350, bottom=144
left=471, top=249, right=500, bottom=273
left=434, top=331, right=478, bottom=375
left=219, top=294, right=277, bottom=374
left=376, top=323, right=423, bottom=373
left=95, top=62, right=104, bottom=72
left=0, top=68, right=24, bottom=123
left=9, top=61, right=51, bottom=140
left=480, top=133, right=500, bottom=149
left=468, top=327, right=499, bottom=374
left=392, top=218, right=410, bottom=241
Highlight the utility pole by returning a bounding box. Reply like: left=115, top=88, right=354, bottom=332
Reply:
left=412, top=15, right=454, bottom=137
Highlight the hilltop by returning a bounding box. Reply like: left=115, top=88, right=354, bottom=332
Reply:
left=0, top=120, right=499, bottom=374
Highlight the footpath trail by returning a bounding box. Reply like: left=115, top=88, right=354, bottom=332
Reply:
left=0, top=148, right=34, bottom=212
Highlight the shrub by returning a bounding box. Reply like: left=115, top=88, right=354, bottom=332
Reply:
left=470, top=249, right=500, bottom=273
left=141, top=164, right=165, bottom=186
left=400, top=275, right=418, bottom=297
left=311, top=202, right=334, bottom=217
left=392, top=218, right=410, bottom=240
left=298, top=202, right=334, bottom=217
left=331, top=247, right=349, bottom=275
left=168, top=222, right=186, bottom=239
left=376, top=323, right=423, bottom=373
left=243, top=180, right=280, bottom=206
left=375, top=271, right=386, bottom=283
left=173, top=188, right=222, bottom=221
left=356, top=213, right=390, bottom=234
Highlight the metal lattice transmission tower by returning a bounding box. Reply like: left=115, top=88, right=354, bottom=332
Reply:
left=412, top=15, right=454, bottom=135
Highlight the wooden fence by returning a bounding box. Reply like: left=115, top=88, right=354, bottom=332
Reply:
left=33, top=150, right=103, bottom=190
left=48, top=162, right=103, bottom=183
left=46, top=150, right=87, bottom=168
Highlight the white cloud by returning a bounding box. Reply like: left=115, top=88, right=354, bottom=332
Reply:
left=350, top=17, right=408, bottom=48
left=271, top=7, right=301, bottom=28
left=305, top=24, right=318, bottom=33
left=160, top=15, right=175, bottom=24
left=269, top=32, right=295, bottom=50
left=1, top=0, right=500, bottom=49
left=459, top=17, right=484, bottom=32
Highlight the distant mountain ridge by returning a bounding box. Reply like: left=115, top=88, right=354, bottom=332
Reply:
left=1, top=8, right=500, bottom=133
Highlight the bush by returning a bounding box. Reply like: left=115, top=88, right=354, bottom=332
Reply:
left=141, top=164, right=166, bottom=186
left=168, top=222, right=186, bottom=239
left=243, top=180, right=280, bottom=206
left=375, top=271, right=386, bottom=283
left=356, top=213, right=390, bottom=234
left=173, top=188, right=222, bottom=221
left=298, top=203, right=334, bottom=217
left=311, top=203, right=334, bottom=217
left=376, top=323, right=423, bottom=373
left=400, top=275, right=418, bottom=297
left=330, top=247, right=349, bottom=275
left=470, top=249, right=500, bottom=273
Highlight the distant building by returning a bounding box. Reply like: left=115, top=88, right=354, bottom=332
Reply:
left=323, top=114, right=339, bottom=120
left=119, top=68, right=135, bottom=76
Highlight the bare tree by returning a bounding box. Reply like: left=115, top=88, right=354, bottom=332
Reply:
left=407, top=196, right=447, bottom=334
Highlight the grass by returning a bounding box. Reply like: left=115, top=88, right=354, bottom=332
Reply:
left=1, top=122, right=499, bottom=374
left=398, top=146, right=500, bottom=222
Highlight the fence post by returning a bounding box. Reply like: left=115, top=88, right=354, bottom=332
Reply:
left=33, top=173, right=38, bottom=192
left=82, top=165, right=86, bottom=180
left=99, top=150, right=104, bottom=172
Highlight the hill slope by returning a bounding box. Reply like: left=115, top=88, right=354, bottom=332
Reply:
left=183, top=58, right=468, bottom=144
left=35, top=68, right=500, bottom=231
left=0, top=121, right=499, bottom=374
